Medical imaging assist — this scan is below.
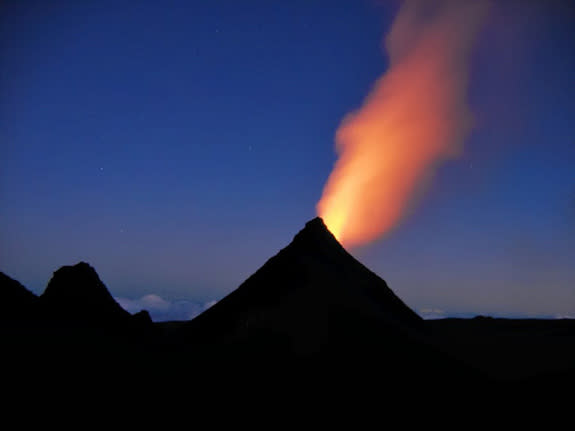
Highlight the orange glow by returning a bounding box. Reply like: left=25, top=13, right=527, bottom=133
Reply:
left=318, top=0, right=489, bottom=248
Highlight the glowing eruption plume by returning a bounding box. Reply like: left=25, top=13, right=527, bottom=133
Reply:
left=317, top=0, right=489, bottom=247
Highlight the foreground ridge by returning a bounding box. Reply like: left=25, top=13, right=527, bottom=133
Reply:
left=1, top=219, right=574, bottom=401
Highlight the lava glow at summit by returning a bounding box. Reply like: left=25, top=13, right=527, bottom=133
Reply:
left=318, top=0, right=489, bottom=248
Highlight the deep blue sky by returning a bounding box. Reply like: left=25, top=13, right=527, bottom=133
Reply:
left=2, top=0, right=574, bottom=319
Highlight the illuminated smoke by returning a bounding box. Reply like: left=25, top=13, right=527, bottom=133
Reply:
left=317, top=0, right=489, bottom=247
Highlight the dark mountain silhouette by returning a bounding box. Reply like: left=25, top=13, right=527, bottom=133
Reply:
left=2, top=219, right=574, bottom=408
left=39, top=261, right=131, bottom=324
left=0, top=271, right=39, bottom=322
left=180, top=218, right=421, bottom=348
left=132, top=309, right=153, bottom=325
left=173, top=217, right=482, bottom=393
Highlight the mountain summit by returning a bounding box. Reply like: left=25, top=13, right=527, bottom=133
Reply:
left=179, top=217, right=422, bottom=357
left=39, top=262, right=130, bottom=323
left=288, top=216, right=421, bottom=325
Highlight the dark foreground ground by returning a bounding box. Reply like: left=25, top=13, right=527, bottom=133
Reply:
left=3, top=317, right=574, bottom=424
left=426, top=317, right=575, bottom=386
left=5, top=317, right=574, bottom=389
left=3, top=223, right=572, bottom=420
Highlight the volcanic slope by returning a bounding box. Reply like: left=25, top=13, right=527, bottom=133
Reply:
left=175, top=218, right=479, bottom=390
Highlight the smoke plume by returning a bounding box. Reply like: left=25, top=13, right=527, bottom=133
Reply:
left=317, top=0, right=489, bottom=247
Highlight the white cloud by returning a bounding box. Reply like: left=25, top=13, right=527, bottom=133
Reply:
left=554, top=314, right=575, bottom=319
left=204, top=300, right=217, bottom=309
left=419, top=308, right=446, bottom=319
left=116, top=295, right=217, bottom=322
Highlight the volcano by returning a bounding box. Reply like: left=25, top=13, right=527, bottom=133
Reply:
left=179, top=218, right=427, bottom=356
left=3, top=220, right=575, bottom=402
left=173, top=217, right=482, bottom=392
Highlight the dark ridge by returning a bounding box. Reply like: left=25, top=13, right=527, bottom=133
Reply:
left=177, top=217, right=423, bottom=351
left=39, top=261, right=131, bottom=324
left=0, top=272, right=38, bottom=322
left=168, top=217, right=486, bottom=392
left=293, top=216, right=421, bottom=323
left=131, top=309, right=154, bottom=328
left=2, top=219, right=575, bottom=401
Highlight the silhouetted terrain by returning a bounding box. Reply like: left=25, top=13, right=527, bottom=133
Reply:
left=170, top=218, right=478, bottom=393
left=2, top=218, right=574, bottom=406
left=39, top=262, right=132, bottom=324
left=428, top=317, right=575, bottom=388
left=0, top=272, right=38, bottom=323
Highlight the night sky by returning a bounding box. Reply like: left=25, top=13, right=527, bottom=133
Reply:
left=2, top=0, right=574, bottom=320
